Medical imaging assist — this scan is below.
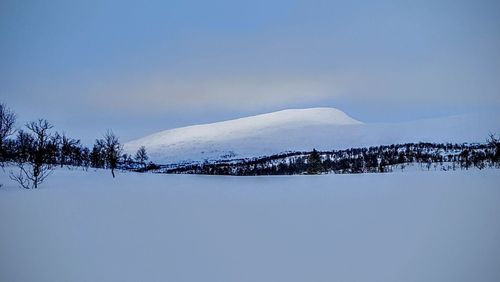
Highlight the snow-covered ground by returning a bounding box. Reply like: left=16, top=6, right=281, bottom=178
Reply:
left=124, top=108, right=500, bottom=164
left=1, top=168, right=499, bottom=282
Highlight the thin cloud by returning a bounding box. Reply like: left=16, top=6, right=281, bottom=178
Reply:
left=85, top=74, right=353, bottom=114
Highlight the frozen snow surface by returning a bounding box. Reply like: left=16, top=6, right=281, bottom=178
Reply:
left=124, top=108, right=500, bottom=164
left=1, top=168, right=500, bottom=282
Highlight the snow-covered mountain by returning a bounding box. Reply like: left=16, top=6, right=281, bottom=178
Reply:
left=124, top=107, right=499, bottom=164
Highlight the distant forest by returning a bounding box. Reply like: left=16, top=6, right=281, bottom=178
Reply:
left=163, top=142, right=500, bottom=176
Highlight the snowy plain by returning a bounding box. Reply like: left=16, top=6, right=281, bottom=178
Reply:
left=1, top=168, right=500, bottom=282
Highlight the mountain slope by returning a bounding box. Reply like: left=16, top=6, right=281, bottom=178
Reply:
left=124, top=108, right=499, bottom=164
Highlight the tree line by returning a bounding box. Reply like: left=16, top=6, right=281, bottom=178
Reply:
left=166, top=141, right=500, bottom=176
left=0, top=103, right=151, bottom=189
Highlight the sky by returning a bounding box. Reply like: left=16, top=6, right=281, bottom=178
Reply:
left=1, top=0, right=499, bottom=145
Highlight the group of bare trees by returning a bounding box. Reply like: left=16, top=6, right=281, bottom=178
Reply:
left=0, top=102, right=149, bottom=189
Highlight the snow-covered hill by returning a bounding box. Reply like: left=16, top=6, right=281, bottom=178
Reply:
left=124, top=107, right=500, bottom=164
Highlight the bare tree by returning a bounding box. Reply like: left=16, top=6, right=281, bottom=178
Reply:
left=10, top=119, right=55, bottom=189
left=101, top=130, right=122, bottom=178
left=135, top=146, right=148, bottom=167
left=0, top=103, right=16, bottom=167
left=57, top=132, right=80, bottom=167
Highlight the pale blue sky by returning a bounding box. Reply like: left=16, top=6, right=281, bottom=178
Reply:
left=1, top=0, right=499, bottom=144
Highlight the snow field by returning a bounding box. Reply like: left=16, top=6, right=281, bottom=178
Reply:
left=1, top=168, right=500, bottom=282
